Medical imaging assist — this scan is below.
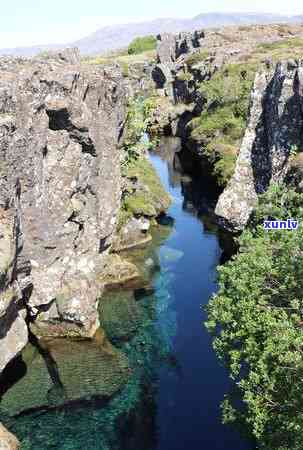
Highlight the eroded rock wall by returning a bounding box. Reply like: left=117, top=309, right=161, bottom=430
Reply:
left=215, top=60, right=303, bottom=230
left=0, top=55, right=129, bottom=343
left=0, top=199, right=28, bottom=374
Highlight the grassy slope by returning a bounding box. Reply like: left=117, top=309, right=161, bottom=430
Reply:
left=188, top=37, right=303, bottom=187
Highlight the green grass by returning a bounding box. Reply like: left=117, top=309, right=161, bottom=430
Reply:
left=257, top=37, right=303, bottom=51
left=82, top=50, right=156, bottom=66
left=189, top=63, right=256, bottom=186
left=127, top=35, right=157, bottom=55
left=184, top=50, right=210, bottom=67
left=82, top=50, right=156, bottom=76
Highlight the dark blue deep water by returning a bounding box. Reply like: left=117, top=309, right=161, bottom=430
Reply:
left=0, top=143, right=251, bottom=450
left=148, top=151, right=250, bottom=450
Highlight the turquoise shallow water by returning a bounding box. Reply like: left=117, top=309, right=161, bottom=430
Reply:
left=0, top=145, right=252, bottom=449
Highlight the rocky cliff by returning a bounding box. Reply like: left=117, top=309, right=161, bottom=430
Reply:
left=215, top=60, right=303, bottom=230
left=0, top=205, right=28, bottom=374
left=152, top=30, right=208, bottom=105
left=150, top=27, right=303, bottom=230
left=0, top=50, right=137, bottom=373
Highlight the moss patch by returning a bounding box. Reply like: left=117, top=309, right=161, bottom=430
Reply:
left=126, top=156, right=170, bottom=210
left=82, top=50, right=156, bottom=68
left=123, top=193, right=157, bottom=217
left=184, top=49, right=210, bottom=67
left=189, top=63, right=256, bottom=186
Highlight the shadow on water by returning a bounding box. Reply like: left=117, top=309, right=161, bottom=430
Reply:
left=0, top=137, right=251, bottom=449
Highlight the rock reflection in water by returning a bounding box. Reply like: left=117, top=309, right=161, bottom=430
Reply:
left=153, top=136, right=220, bottom=217
left=153, top=136, right=237, bottom=262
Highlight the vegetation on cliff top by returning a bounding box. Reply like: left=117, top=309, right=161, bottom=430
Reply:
left=127, top=35, right=157, bottom=55
left=207, top=184, right=303, bottom=450
left=82, top=46, right=156, bottom=77
left=189, top=63, right=256, bottom=186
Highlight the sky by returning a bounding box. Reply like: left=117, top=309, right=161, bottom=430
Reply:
left=1, top=0, right=303, bottom=48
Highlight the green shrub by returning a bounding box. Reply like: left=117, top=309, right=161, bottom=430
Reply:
left=127, top=36, right=157, bottom=55
left=207, top=184, right=303, bottom=449
left=122, top=96, right=158, bottom=166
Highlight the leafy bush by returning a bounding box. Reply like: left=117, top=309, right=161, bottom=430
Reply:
left=122, top=96, right=157, bottom=166
left=127, top=36, right=157, bottom=55
left=207, top=184, right=303, bottom=449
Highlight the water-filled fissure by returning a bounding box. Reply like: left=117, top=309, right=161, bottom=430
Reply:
left=0, top=138, right=251, bottom=450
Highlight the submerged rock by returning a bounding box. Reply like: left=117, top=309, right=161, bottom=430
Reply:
left=0, top=335, right=129, bottom=417
left=160, top=246, right=184, bottom=264
left=113, top=217, right=152, bottom=252
left=0, top=423, right=20, bottom=450
left=216, top=60, right=303, bottom=230
left=99, top=289, right=144, bottom=341
left=99, top=254, right=140, bottom=289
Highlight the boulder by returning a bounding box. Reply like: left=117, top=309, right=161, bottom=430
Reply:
left=0, top=424, right=20, bottom=450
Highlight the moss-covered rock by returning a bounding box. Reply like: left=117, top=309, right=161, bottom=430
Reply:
left=122, top=155, right=171, bottom=218
left=99, top=254, right=141, bottom=289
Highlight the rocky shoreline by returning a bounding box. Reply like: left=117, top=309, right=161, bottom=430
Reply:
left=0, top=47, right=170, bottom=375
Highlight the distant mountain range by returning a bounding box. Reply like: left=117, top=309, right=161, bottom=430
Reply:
left=1, top=12, right=303, bottom=57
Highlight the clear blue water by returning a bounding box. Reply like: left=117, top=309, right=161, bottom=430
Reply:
left=148, top=151, right=251, bottom=450
left=0, top=147, right=252, bottom=450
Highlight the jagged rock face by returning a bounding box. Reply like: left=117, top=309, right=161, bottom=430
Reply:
left=0, top=207, right=28, bottom=374
left=0, top=423, right=20, bottom=450
left=0, top=56, right=128, bottom=338
left=152, top=30, right=206, bottom=104
left=151, top=31, right=222, bottom=143
left=156, top=31, right=205, bottom=65
left=215, top=60, right=303, bottom=230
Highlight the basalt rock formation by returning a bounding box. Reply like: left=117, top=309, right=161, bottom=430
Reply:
left=215, top=60, right=303, bottom=230
left=0, top=53, right=135, bottom=369
left=0, top=205, right=28, bottom=374
left=152, top=30, right=207, bottom=104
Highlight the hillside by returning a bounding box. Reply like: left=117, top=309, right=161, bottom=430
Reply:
left=1, top=12, right=303, bottom=56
